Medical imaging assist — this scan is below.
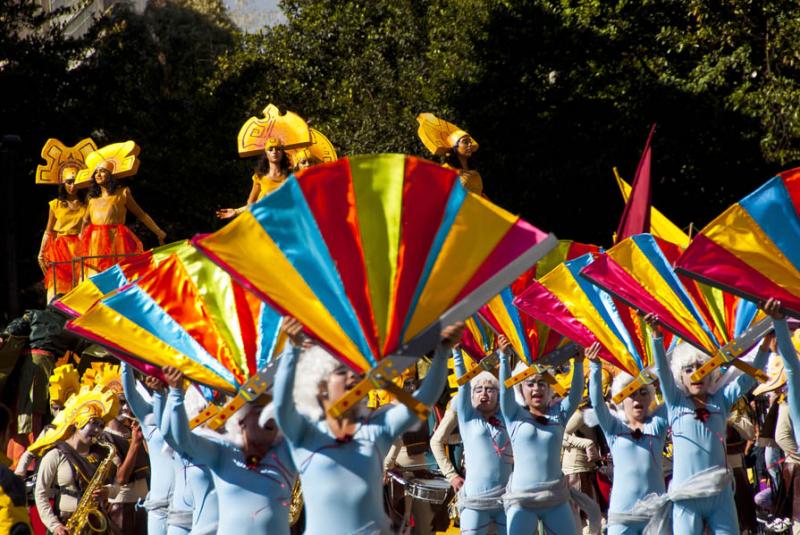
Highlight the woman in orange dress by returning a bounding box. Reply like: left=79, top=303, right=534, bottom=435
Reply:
left=78, top=153, right=166, bottom=274
left=38, top=168, right=86, bottom=300
left=417, top=113, right=484, bottom=196
left=216, top=137, right=292, bottom=219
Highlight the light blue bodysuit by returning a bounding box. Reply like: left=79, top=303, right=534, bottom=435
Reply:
left=588, top=361, right=667, bottom=535
left=452, top=349, right=512, bottom=534
left=498, top=351, right=583, bottom=534
left=120, top=364, right=175, bottom=535
left=274, top=345, right=449, bottom=535
left=651, top=333, right=769, bottom=534
left=155, top=388, right=218, bottom=535
left=773, top=319, right=800, bottom=445
left=164, top=387, right=297, bottom=535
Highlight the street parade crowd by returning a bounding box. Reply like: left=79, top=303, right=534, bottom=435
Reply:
left=2, top=107, right=800, bottom=535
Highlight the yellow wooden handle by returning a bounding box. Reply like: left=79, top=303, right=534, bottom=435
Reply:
left=455, top=354, right=498, bottom=386
left=611, top=370, right=655, bottom=405
left=381, top=382, right=430, bottom=420
left=690, top=352, right=768, bottom=383
left=190, top=404, right=222, bottom=430
left=503, top=364, right=566, bottom=397
left=207, top=395, right=248, bottom=429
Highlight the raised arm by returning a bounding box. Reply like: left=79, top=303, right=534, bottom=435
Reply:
left=648, top=317, right=680, bottom=407
left=453, top=349, right=475, bottom=419
left=588, top=360, right=621, bottom=437
left=121, top=363, right=151, bottom=422
left=125, top=188, right=166, bottom=243
left=498, top=350, right=523, bottom=423
left=722, top=338, right=771, bottom=410
left=161, top=366, right=221, bottom=467
left=383, top=345, right=449, bottom=439
left=560, top=354, right=585, bottom=419
left=771, top=311, right=800, bottom=444
left=273, top=331, right=311, bottom=444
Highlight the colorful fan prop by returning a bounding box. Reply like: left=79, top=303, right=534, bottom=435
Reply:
left=675, top=168, right=800, bottom=318
left=580, top=234, right=770, bottom=385
left=483, top=240, right=599, bottom=392
left=452, top=314, right=497, bottom=386
left=53, top=242, right=185, bottom=318
left=515, top=252, right=673, bottom=403
left=67, top=242, right=286, bottom=429
left=193, top=154, right=557, bottom=418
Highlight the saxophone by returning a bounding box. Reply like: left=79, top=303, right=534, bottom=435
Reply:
left=288, top=478, right=304, bottom=526
left=66, top=440, right=116, bottom=534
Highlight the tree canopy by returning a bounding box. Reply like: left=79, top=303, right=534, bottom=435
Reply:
left=2, top=0, right=799, bottom=318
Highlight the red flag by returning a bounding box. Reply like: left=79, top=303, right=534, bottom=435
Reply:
left=615, top=124, right=656, bottom=243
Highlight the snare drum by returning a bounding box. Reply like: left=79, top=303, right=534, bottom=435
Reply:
left=404, top=478, right=451, bottom=504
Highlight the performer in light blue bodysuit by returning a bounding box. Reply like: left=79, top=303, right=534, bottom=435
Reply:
left=120, top=364, right=175, bottom=535
left=273, top=318, right=460, bottom=535
left=764, top=299, right=800, bottom=444
left=648, top=314, right=770, bottom=534
left=161, top=366, right=297, bottom=535
left=452, top=346, right=512, bottom=534
left=586, top=345, right=667, bottom=535
left=498, top=344, right=585, bottom=534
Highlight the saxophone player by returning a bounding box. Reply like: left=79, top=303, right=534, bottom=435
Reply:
left=29, top=386, right=119, bottom=535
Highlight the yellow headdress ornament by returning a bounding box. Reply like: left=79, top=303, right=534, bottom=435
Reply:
left=74, top=141, right=141, bottom=187
left=237, top=104, right=312, bottom=157
left=416, top=113, right=479, bottom=156
left=287, top=128, right=338, bottom=168
left=82, top=363, right=123, bottom=395
left=49, top=364, right=81, bottom=407
left=28, top=386, right=119, bottom=456
left=36, top=138, right=97, bottom=185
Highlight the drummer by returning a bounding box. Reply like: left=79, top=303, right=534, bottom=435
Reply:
left=383, top=368, right=444, bottom=533
left=450, top=337, right=514, bottom=534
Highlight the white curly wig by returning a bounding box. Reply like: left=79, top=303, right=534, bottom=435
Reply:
left=669, top=341, right=721, bottom=392
left=609, top=371, right=656, bottom=421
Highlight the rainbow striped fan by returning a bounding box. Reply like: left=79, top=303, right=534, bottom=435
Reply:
left=515, top=252, right=674, bottom=402
left=580, top=234, right=769, bottom=383
left=480, top=240, right=599, bottom=391
left=676, top=168, right=800, bottom=317
left=68, top=242, right=284, bottom=399
left=54, top=242, right=185, bottom=318
left=193, top=154, right=557, bottom=417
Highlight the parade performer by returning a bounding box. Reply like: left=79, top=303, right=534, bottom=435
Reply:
left=274, top=317, right=461, bottom=535
left=120, top=363, right=175, bottom=535
left=497, top=337, right=594, bottom=533
left=417, top=113, right=484, bottom=195
left=35, top=138, right=97, bottom=300
left=586, top=342, right=668, bottom=535
left=216, top=137, right=292, bottom=219
left=726, top=400, right=758, bottom=533
left=76, top=141, right=166, bottom=273
left=430, top=402, right=462, bottom=490
left=647, top=313, right=770, bottom=534
left=451, top=340, right=512, bottom=534
left=162, top=365, right=295, bottom=535
left=30, top=386, right=119, bottom=535
left=85, top=363, right=150, bottom=534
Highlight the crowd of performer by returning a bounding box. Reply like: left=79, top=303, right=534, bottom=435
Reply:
left=2, top=109, right=800, bottom=535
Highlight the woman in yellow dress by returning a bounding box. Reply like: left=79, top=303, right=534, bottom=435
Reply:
left=36, top=138, right=97, bottom=300
left=417, top=113, right=484, bottom=196
left=216, top=137, right=292, bottom=219
left=76, top=142, right=166, bottom=274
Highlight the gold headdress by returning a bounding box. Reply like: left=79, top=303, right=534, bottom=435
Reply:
left=74, top=141, right=141, bottom=187
left=36, top=138, right=98, bottom=185
left=28, top=386, right=119, bottom=456
left=237, top=104, right=312, bottom=157
left=416, top=113, right=479, bottom=157
left=288, top=128, right=338, bottom=168
left=81, top=363, right=123, bottom=395
left=753, top=353, right=787, bottom=396
left=49, top=364, right=81, bottom=407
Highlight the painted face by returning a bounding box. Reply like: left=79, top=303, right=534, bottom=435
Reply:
left=471, top=383, right=499, bottom=414
left=622, top=386, right=654, bottom=423
left=117, top=395, right=132, bottom=421
left=63, top=178, right=77, bottom=194
left=456, top=136, right=474, bottom=157
left=51, top=403, right=64, bottom=417
left=94, top=168, right=111, bottom=185
left=266, top=145, right=284, bottom=164
left=297, top=158, right=313, bottom=170
left=78, top=417, right=104, bottom=442
left=521, top=375, right=552, bottom=412
left=240, top=407, right=277, bottom=448
left=323, top=364, right=360, bottom=404
left=680, top=361, right=711, bottom=396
